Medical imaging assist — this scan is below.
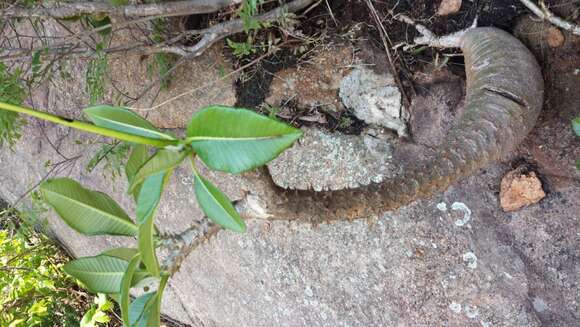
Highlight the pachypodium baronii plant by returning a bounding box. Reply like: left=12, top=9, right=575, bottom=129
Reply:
left=0, top=101, right=302, bottom=326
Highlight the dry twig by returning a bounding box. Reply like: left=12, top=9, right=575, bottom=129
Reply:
left=365, top=0, right=411, bottom=109
left=519, top=0, right=580, bottom=36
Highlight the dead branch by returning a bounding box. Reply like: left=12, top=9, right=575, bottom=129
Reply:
left=395, top=14, right=474, bottom=48
left=1, top=0, right=241, bottom=19
left=157, top=0, right=317, bottom=56
left=519, top=0, right=580, bottom=36
left=0, top=0, right=316, bottom=62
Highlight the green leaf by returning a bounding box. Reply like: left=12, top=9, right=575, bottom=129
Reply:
left=129, top=292, right=156, bottom=326
left=186, top=106, right=302, bottom=174
left=63, top=254, right=148, bottom=294
left=41, top=178, right=137, bottom=236
left=136, top=172, right=169, bottom=276
left=80, top=308, right=96, bottom=327
left=126, top=144, right=149, bottom=200
left=121, top=254, right=141, bottom=327
left=143, top=274, right=169, bottom=327
left=92, top=311, right=110, bottom=323
left=136, top=172, right=166, bottom=224
left=101, top=248, right=139, bottom=262
left=129, top=149, right=188, bottom=193
left=85, top=105, right=175, bottom=141
left=573, top=117, right=580, bottom=137
left=193, top=171, right=246, bottom=232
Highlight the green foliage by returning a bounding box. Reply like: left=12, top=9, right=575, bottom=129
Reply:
left=0, top=101, right=301, bottom=324
left=240, top=0, right=264, bottom=32
left=63, top=253, right=148, bottom=294
left=108, top=0, right=129, bottom=6
left=85, top=105, right=175, bottom=140
left=80, top=294, right=114, bottom=327
left=86, top=141, right=132, bottom=178
left=186, top=106, right=302, bottom=173
left=40, top=178, right=138, bottom=236
left=120, top=254, right=141, bottom=326
left=193, top=170, right=246, bottom=232
left=86, top=44, right=108, bottom=105
left=128, top=149, right=189, bottom=193
left=227, top=38, right=256, bottom=57
left=126, top=144, right=150, bottom=200
left=0, top=213, right=93, bottom=326
left=0, top=63, right=26, bottom=147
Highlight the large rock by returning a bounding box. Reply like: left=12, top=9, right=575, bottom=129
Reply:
left=4, top=125, right=579, bottom=325
left=1, top=17, right=579, bottom=327
left=267, top=127, right=400, bottom=190
left=339, top=67, right=407, bottom=136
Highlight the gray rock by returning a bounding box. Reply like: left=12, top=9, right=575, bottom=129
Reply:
left=267, top=127, right=400, bottom=190
left=2, top=18, right=579, bottom=327
left=339, top=68, right=407, bottom=136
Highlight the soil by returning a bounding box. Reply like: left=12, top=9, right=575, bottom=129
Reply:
left=228, top=0, right=561, bottom=134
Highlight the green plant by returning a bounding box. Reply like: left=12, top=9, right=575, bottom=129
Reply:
left=80, top=294, right=114, bottom=327
left=226, top=0, right=265, bottom=58
left=0, top=101, right=301, bottom=325
left=240, top=0, right=265, bottom=32
left=0, top=210, right=91, bottom=326
left=86, top=141, right=132, bottom=179
left=573, top=117, right=579, bottom=170
left=227, top=38, right=257, bottom=57
left=0, top=63, right=26, bottom=147
left=86, top=43, right=108, bottom=104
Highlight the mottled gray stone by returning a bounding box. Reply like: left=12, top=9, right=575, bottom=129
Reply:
left=2, top=18, right=579, bottom=327
left=171, top=165, right=580, bottom=326
left=339, top=68, right=407, bottom=136
left=2, top=121, right=580, bottom=326
left=267, top=127, right=400, bottom=190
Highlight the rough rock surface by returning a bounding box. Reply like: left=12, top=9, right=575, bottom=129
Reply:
left=1, top=18, right=580, bottom=327
left=267, top=127, right=399, bottom=190
left=339, top=67, right=407, bottom=136
left=265, top=45, right=353, bottom=112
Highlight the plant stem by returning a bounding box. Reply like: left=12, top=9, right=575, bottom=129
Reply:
left=0, top=102, right=178, bottom=148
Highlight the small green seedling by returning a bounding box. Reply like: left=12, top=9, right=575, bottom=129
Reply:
left=0, top=101, right=302, bottom=326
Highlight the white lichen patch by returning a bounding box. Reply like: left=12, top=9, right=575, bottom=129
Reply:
left=464, top=304, right=479, bottom=319
left=532, top=297, right=548, bottom=313
left=339, top=68, right=407, bottom=136
left=451, top=202, right=472, bottom=226
left=449, top=302, right=462, bottom=314
left=462, top=252, right=478, bottom=269
left=437, top=202, right=448, bottom=211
